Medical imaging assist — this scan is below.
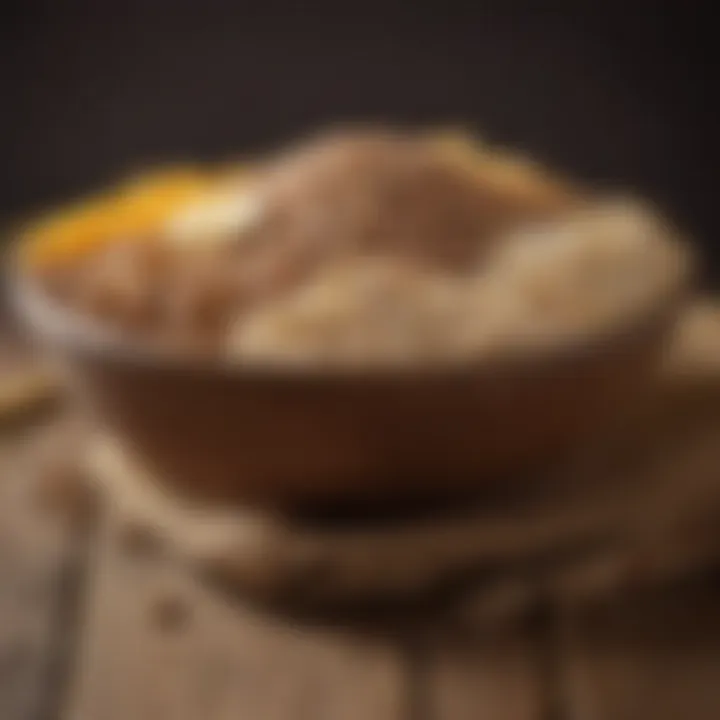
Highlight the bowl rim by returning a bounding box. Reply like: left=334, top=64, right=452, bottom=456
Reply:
left=11, top=253, right=686, bottom=385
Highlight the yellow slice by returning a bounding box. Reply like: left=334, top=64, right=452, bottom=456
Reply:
left=20, top=166, right=214, bottom=268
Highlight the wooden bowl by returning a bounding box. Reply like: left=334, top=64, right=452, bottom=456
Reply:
left=14, top=272, right=683, bottom=510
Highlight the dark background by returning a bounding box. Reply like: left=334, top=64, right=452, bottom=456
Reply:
left=2, top=2, right=717, bottom=279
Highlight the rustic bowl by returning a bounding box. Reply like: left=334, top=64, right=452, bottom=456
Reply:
left=14, top=269, right=683, bottom=511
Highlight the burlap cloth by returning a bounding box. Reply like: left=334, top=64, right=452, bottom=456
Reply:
left=86, top=301, right=720, bottom=619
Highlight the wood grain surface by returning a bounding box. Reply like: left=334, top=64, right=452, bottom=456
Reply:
left=0, top=417, right=88, bottom=720
left=557, top=582, right=720, bottom=720
left=0, top=325, right=88, bottom=720
left=67, top=501, right=409, bottom=720
left=3, top=302, right=720, bottom=720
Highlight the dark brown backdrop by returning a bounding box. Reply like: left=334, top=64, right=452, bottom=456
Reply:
left=1, top=1, right=716, bottom=277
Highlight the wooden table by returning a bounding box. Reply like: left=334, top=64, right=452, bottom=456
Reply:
left=2, top=341, right=720, bottom=720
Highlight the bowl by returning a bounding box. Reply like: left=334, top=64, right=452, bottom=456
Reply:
left=13, top=267, right=685, bottom=511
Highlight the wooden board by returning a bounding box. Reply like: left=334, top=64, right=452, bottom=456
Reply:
left=67, top=503, right=411, bottom=720
left=424, top=628, right=547, bottom=720
left=557, top=583, right=720, bottom=720
left=0, top=413, right=87, bottom=720
left=71, top=505, right=720, bottom=720
left=66, top=499, right=552, bottom=720
left=0, top=314, right=90, bottom=720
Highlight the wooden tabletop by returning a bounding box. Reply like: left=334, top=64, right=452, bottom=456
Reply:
left=2, top=328, right=720, bottom=720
